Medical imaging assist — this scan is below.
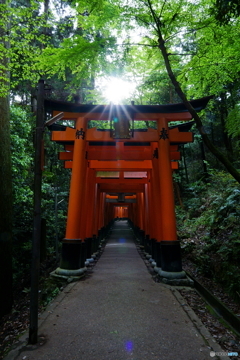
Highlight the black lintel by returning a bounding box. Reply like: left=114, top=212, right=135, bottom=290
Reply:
left=44, top=96, right=213, bottom=115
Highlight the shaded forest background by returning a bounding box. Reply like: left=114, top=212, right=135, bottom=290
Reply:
left=0, top=0, right=240, bottom=326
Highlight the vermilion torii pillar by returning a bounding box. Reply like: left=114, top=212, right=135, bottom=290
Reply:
left=46, top=97, right=211, bottom=280
left=157, top=118, right=184, bottom=278
left=83, top=169, right=97, bottom=239
left=55, top=116, right=88, bottom=276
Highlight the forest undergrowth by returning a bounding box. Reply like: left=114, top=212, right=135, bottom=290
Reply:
left=176, top=170, right=240, bottom=304
left=0, top=255, right=69, bottom=359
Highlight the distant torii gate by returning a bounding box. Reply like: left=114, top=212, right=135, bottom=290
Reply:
left=45, top=97, right=210, bottom=280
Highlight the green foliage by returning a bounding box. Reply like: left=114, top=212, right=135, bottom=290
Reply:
left=10, top=106, right=34, bottom=285
left=88, top=120, right=111, bottom=129
left=10, top=105, right=70, bottom=287
left=178, top=19, right=240, bottom=98
left=177, top=171, right=240, bottom=301
left=39, top=278, right=62, bottom=309
left=213, top=0, right=240, bottom=24
left=36, top=0, right=126, bottom=95
left=10, top=106, right=34, bottom=240
left=0, top=2, right=48, bottom=96
left=225, top=104, right=240, bottom=140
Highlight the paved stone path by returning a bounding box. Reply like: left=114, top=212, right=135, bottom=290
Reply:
left=12, top=220, right=215, bottom=360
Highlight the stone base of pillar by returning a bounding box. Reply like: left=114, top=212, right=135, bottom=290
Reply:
left=155, top=242, right=161, bottom=267
left=55, top=267, right=87, bottom=277
left=160, top=277, right=194, bottom=286
left=51, top=240, right=89, bottom=280
left=59, top=240, right=86, bottom=269
left=160, top=240, right=182, bottom=272
left=154, top=267, right=194, bottom=286
left=156, top=268, right=186, bottom=279
left=50, top=240, right=87, bottom=280
left=137, top=235, right=193, bottom=285
left=150, top=238, right=157, bottom=262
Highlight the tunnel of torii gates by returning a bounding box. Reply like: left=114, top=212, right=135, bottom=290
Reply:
left=45, top=96, right=211, bottom=280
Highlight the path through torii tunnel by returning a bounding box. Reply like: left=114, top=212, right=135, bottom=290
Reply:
left=45, top=97, right=210, bottom=281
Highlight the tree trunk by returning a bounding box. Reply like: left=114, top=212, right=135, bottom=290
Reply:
left=173, top=182, right=184, bottom=208
left=29, top=79, right=44, bottom=344
left=0, top=95, right=13, bottom=318
left=219, top=93, right=233, bottom=160
left=157, top=33, right=240, bottom=184
left=199, top=140, right=209, bottom=178
left=182, top=145, right=189, bottom=183
left=0, top=0, right=13, bottom=318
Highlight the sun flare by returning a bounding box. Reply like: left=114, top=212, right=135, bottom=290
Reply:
left=100, top=77, right=136, bottom=104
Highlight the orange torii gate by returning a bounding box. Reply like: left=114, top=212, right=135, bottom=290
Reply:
left=45, top=97, right=210, bottom=280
